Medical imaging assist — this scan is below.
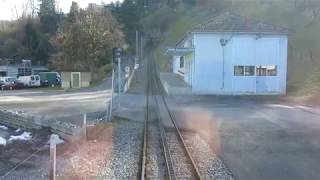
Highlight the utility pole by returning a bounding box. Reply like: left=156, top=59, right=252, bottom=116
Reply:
left=109, top=67, right=114, bottom=120
left=135, top=30, right=139, bottom=65
left=117, top=56, right=121, bottom=109
left=140, top=35, right=143, bottom=61
left=111, top=48, right=123, bottom=118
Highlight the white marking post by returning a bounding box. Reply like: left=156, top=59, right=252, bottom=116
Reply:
left=49, top=137, right=57, bottom=180
left=83, top=113, right=87, bottom=140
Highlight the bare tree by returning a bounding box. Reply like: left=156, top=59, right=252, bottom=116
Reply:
left=11, top=5, right=20, bottom=20
left=307, top=0, right=320, bottom=21
left=27, top=0, right=38, bottom=18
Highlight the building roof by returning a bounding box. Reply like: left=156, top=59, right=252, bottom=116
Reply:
left=191, top=12, right=289, bottom=34
left=165, top=47, right=194, bottom=56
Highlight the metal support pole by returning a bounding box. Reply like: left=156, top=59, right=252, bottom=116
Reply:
left=118, top=58, right=121, bottom=109
left=135, top=30, right=139, bottom=65
left=222, top=46, right=225, bottom=89
left=49, top=139, right=56, bottom=180
left=109, top=68, right=114, bottom=121
left=140, top=36, right=143, bottom=61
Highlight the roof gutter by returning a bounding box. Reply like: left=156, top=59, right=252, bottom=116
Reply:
left=191, top=31, right=289, bottom=35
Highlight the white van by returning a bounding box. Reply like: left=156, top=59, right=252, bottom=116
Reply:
left=18, top=75, right=41, bottom=87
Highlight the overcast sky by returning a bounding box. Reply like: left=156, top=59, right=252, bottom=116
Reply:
left=0, top=0, right=121, bottom=20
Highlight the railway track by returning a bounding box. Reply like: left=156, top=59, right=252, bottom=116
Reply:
left=140, top=58, right=202, bottom=180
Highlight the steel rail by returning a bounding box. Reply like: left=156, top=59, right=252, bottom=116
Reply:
left=141, top=59, right=172, bottom=180
left=140, top=60, right=149, bottom=180
left=151, top=66, right=175, bottom=180
left=151, top=59, right=203, bottom=180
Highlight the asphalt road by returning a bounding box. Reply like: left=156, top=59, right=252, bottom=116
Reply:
left=167, top=95, right=320, bottom=180
left=0, top=78, right=112, bottom=118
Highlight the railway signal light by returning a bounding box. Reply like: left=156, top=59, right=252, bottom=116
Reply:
left=113, top=47, right=123, bottom=64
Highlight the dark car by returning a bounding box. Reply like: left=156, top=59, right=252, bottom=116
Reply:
left=1, top=80, right=25, bottom=90
left=0, top=80, right=5, bottom=90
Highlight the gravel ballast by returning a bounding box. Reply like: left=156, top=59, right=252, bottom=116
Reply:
left=183, top=132, right=235, bottom=180
left=146, top=123, right=168, bottom=179
left=98, top=119, right=143, bottom=179
left=165, top=131, right=198, bottom=179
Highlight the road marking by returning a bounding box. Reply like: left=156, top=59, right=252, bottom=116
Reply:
left=266, top=104, right=295, bottom=109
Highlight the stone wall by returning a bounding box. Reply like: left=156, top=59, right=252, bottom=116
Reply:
left=0, top=109, right=81, bottom=140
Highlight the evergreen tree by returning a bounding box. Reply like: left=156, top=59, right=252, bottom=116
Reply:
left=111, top=0, right=144, bottom=53
left=38, top=0, right=58, bottom=34
left=22, top=21, right=40, bottom=60
left=68, top=1, right=80, bottom=23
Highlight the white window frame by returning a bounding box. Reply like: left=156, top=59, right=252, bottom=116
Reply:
left=256, top=65, right=277, bottom=76
left=234, top=65, right=256, bottom=76
left=244, top=65, right=255, bottom=76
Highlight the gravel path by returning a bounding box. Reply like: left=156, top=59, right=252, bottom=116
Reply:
left=183, top=132, right=234, bottom=180
left=99, top=119, right=143, bottom=179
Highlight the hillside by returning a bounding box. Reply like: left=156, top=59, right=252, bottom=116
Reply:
left=140, top=1, right=320, bottom=96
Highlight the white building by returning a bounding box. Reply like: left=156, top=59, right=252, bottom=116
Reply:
left=166, top=12, right=288, bottom=95
left=0, top=59, right=48, bottom=77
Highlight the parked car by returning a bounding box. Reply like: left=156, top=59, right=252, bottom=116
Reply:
left=1, top=80, right=25, bottom=90
left=0, top=80, right=5, bottom=90
left=18, top=75, right=41, bottom=87
left=39, top=72, right=61, bottom=87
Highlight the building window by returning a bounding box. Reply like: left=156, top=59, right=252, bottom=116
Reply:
left=180, top=56, right=184, bottom=68
left=244, top=66, right=255, bottom=76
left=18, top=68, right=32, bottom=76
left=0, top=71, right=7, bottom=77
left=234, top=66, right=244, bottom=76
left=256, top=66, right=267, bottom=76
left=256, top=65, right=277, bottom=76
left=267, top=65, right=277, bottom=76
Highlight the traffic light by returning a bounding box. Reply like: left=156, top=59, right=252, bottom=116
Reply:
left=113, top=48, right=123, bottom=64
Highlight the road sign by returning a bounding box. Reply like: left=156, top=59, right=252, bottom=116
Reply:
left=125, top=66, right=130, bottom=73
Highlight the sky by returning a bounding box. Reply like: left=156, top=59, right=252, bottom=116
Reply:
left=0, top=0, right=120, bottom=20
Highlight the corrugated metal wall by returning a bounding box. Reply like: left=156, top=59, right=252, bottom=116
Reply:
left=172, top=56, right=180, bottom=74
left=191, top=33, right=287, bottom=95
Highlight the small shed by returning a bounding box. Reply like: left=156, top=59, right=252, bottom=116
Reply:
left=166, top=12, right=289, bottom=95
left=61, top=72, right=91, bottom=89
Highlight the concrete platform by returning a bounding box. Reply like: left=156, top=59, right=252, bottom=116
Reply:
left=160, top=72, right=192, bottom=95
left=112, top=93, right=145, bottom=123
